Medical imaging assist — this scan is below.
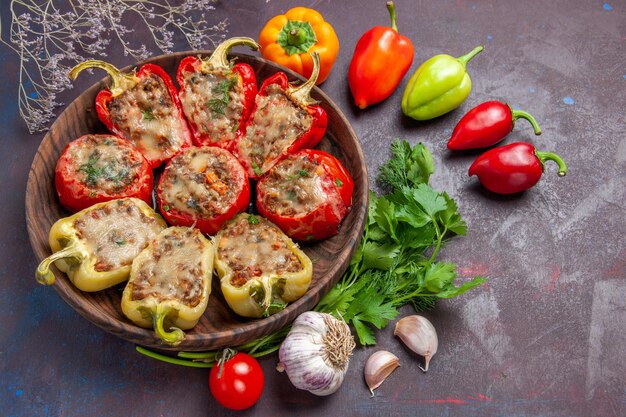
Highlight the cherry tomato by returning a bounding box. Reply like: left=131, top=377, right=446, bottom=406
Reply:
left=209, top=351, right=264, bottom=410
left=256, top=149, right=354, bottom=241
left=55, top=134, right=153, bottom=212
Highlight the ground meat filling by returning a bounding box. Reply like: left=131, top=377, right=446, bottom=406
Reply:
left=129, top=228, right=206, bottom=307
left=239, top=84, right=313, bottom=174
left=71, top=135, right=143, bottom=195
left=73, top=200, right=164, bottom=272
left=160, top=147, right=240, bottom=218
left=180, top=71, right=244, bottom=145
left=218, top=215, right=303, bottom=288
left=259, top=154, right=328, bottom=216
left=108, top=73, right=187, bottom=164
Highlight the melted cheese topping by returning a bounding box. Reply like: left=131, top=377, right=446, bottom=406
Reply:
left=258, top=154, right=327, bottom=216
left=159, top=147, right=240, bottom=218
left=218, top=215, right=303, bottom=287
left=108, top=73, right=187, bottom=164
left=129, top=228, right=206, bottom=306
left=238, top=84, right=313, bottom=174
left=70, top=135, right=143, bottom=195
left=180, top=72, right=244, bottom=145
left=73, top=200, right=164, bottom=272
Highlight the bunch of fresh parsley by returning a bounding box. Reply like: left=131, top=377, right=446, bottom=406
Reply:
left=315, top=140, right=486, bottom=345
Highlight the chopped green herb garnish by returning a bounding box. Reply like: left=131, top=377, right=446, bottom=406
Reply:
left=335, top=178, right=343, bottom=187
left=162, top=205, right=170, bottom=212
left=247, top=215, right=260, bottom=225
left=89, top=191, right=96, bottom=198
left=115, top=240, right=126, bottom=246
left=297, top=169, right=309, bottom=177
left=286, top=190, right=297, bottom=201
left=251, top=161, right=262, bottom=176
left=142, top=107, right=156, bottom=121
left=207, top=76, right=238, bottom=116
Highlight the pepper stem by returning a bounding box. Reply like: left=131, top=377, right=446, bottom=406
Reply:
left=287, top=51, right=321, bottom=107
left=511, top=108, right=542, bottom=135
left=153, top=305, right=185, bottom=346
left=457, top=45, right=484, bottom=66
left=203, top=37, right=259, bottom=72
left=287, top=28, right=307, bottom=46
left=35, top=243, right=81, bottom=286
left=535, top=150, right=568, bottom=177
left=69, top=60, right=139, bottom=97
left=386, top=1, right=398, bottom=32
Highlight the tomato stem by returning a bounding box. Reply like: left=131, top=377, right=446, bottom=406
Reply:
left=535, top=150, right=568, bottom=176
left=511, top=109, right=542, bottom=135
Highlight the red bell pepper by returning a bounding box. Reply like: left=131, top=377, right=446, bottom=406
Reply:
left=348, top=1, right=414, bottom=109
left=176, top=37, right=259, bottom=150
left=69, top=60, right=193, bottom=168
left=448, top=100, right=542, bottom=150
left=234, top=52, right=327, bottom=180
left=55, top=134, right=153, bottom=212
left=469, top=142, right=567, bottom=194
left=156, top=146, right=251, bottom=235
left=256, top=149, right=354, bottom=241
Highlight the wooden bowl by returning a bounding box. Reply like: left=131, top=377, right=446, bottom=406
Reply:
left=25, top=52, right=368, bottom=351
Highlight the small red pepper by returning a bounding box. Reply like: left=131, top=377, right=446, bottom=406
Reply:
left=469, top=142, right=567, bottom=194
left=176, top=37, right=259, bottom=150
left=69, top=60, right=193, bottom=168
left=448, top=100, right=542, bottom=150
left=234, top=52, right=327, bottom=180
left=348, top=1, right=414, bottom=109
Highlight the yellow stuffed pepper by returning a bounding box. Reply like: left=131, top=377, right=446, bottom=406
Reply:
left=121, top=227, right=213, bottom=346
left=36, top=198, right=166, bottom=292
left=213, top=213, right=313, bottom=318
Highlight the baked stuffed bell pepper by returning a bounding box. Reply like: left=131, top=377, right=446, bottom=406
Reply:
left=69, top=60, right=193, bottom=168
left=213, top=213, right=312, bottom=318
left=177, top=37, right=259, bottom=149
left=256, top=149, right=353, bottom=241
left=121, top=227, right=213, bottom=346
left=234, top=52, right=327, bottom=180
left=36, top=198, right=167, bottom=292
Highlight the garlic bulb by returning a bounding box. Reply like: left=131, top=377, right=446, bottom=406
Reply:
left=277, top=311, right=355, bottom=396
left=394, top=315, right=438, bottom=372
left=364, top=350, right=400, bottom=396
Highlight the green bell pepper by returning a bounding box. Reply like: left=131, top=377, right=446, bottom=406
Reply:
left=401, top=45, right=484, bottom=120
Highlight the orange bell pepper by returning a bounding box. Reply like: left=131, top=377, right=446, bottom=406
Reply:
left=258, top=7, right=339, bottom=84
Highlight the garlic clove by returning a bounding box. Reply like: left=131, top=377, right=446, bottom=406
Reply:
left=364, top=350, right=400, bottom=396
left=394, top=315, right=438, bottom=372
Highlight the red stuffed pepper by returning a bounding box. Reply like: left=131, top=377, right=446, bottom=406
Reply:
left=177, top=37, right=259, bottom=150
left=69, top=60, right=193, bottom=168
left=256, top=149, right=353, bottom=241
left=156, top=146, right=250, bottom=235
left=55, top=134, right=153, bottom=212
left=234, top=52, right=327, bottom=180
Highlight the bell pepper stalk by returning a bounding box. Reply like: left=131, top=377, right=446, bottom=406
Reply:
left=69, top=60, right=193, bottom=168
left=256, top=149, right=354, bottom=241
left=176, top=37, right=260, bottom=149
left=35, top=198, right=167, bottom=292
left=55, top=134, right=154, bottom=213
left=156, top=146, right=251, bottom=236
left=348, top=1, right=414, bottom=109
left=121, top=227, right=213, bottom=346
left=469, top=142, right=567, bottom=194
left=234, top=52, right=328, bottom=180
left=401, top=45, right=484, bottom=121
left=448, top=100, right=542, bottom=150
left=213, top=213, right=313, bottom=318
left=259, top=6, right=339, bottom=84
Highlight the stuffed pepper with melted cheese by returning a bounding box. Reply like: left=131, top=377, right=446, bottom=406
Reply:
left=36, top=198, right=167, bottom=292
left=213, top=213, right=312, bottom=318
left=121, top=226, right=213, bottom=345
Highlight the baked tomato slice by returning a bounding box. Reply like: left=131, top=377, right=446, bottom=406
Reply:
left=156, top=146, right=250, bottom=235
left=54, top=134, right=153, bottom=212
left=256, top=149, right=353, bottom=241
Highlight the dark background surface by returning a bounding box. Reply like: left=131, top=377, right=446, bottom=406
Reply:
left=1, top=1, right=624, bottom=416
